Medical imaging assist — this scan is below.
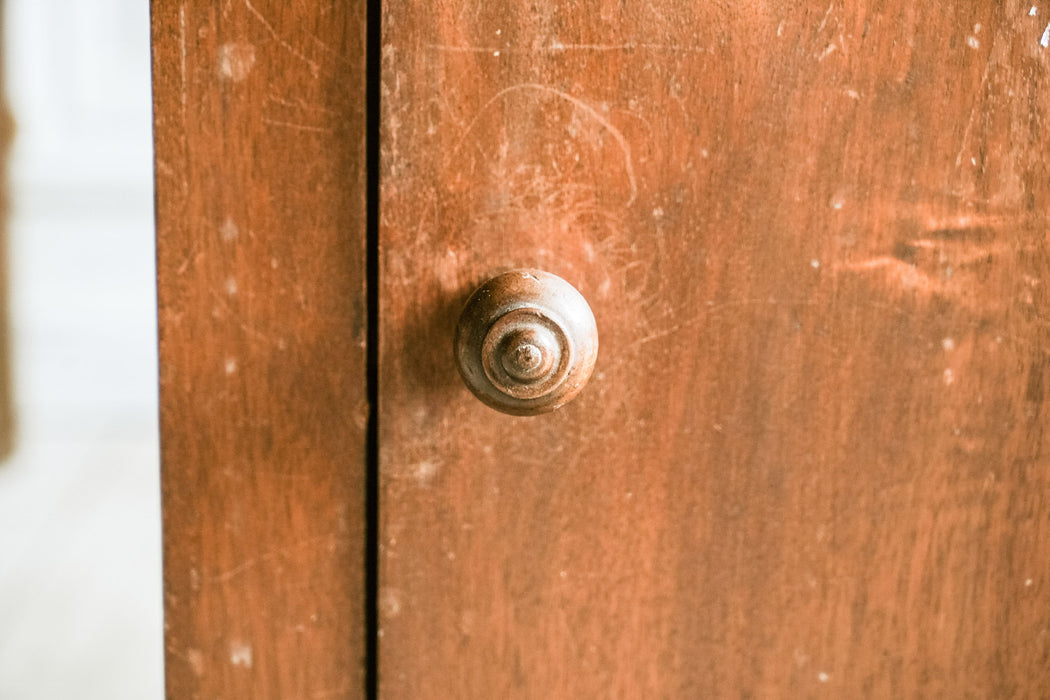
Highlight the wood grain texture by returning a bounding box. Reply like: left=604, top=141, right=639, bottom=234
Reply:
left=379, top=1, right=1050, bottom=696
left=152, top=1, right=368, bottom=697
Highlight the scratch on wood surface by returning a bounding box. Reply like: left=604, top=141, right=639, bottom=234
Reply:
left=842, top=240, right=1014, bottom=272
left=309, top=686, right=357, bottom=699
left=426, top=42, right=709, bottom=54
left=817, top=3, right=834, bottom=33
left=262, top=117, right=334, bottom=134
left=816, top=43, right=838, bottom=61
left=236, top=320, right=284, bottom=347
left=176, top=243, right=201, bottom=276
left=840, top=255, right=970, bottom=301
left=179, top=5, right=188, bottom=116
left=266, top=94, right=339, bottom=114
left=837, top=212, right=1033, bottom=302
left=905, top=239, right=1015, bottom=265
left=244, top=0, right=320, bottom=76
left=630, top=299, right=820, bottom=348
left=809, top=3, right=848, bottom=62
left=955, top=60, right=991, bottom=168
left=453, top=83, right=637, bottom=206
left=304, top=27, right=352, bottom=65
left=208, top=534, right=341, bottom=584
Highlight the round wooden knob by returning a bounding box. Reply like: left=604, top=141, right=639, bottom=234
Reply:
left=455, top=270, right=598, bottom=415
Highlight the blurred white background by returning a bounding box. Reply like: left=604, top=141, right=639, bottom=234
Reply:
left=0, top=1, right=162, bottom=698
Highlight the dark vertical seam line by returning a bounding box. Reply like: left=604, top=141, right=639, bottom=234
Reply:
left=364, top=0, right=381, bottom=695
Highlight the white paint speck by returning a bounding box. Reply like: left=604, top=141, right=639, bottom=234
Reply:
left=845, top=88, right=860, bottom=100
left=700, top=148, right=710, bottom=158
left=218, top=43, right=256, bottom=82
left=493, top=50, right=500, bottom=57
left=413, top=459, right=440, bottom=485
left=225, top=277, right=238, bottom=295
left=810, top=259, right=820, bottom=269
left=942, top=337, right=955, bottom=351
left=559, top=570, right=568, bottom=579
left=652, top=207, right=665, bottom=218
left=943, top=368, right=955, bottom=386
left=379, top=589, right=402, bottom=618
left=966, top=36, right=980, bottom=49
left=229, top=642, right=253, bottom=668
left=186, top=648, right=204, bottom=676
left=220, top=217, right=239, bottom=242
left=1042, top=23, right=1050, bottom=47
left=1026, top=578, right=1034, bottom=586
left=224, top=357, right=238, bottom=375
left=974, top=23, right=982, bottom=34
left=1031, top=6, right=1039, bottom=16
left=818, top=671, right=830, bottom=683
left=830, top=193, right=845, bottom=210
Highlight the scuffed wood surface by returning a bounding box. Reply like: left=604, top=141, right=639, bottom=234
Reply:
left=152, top=1, right=368, bottom=697
left=379, top=0, right=1050, bottom=696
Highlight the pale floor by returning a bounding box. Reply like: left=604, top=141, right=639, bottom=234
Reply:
left=0, top=2, right=163, bottom=698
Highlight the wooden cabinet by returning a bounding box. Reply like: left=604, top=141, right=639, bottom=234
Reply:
left=154, top=1, right=1050, bottom=697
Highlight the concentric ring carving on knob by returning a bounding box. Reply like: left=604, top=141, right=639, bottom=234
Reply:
left=455, top=270, right=598, bottom=415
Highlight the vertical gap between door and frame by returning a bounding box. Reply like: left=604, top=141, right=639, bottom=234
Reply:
left=365, top=0, right=382, bottom=694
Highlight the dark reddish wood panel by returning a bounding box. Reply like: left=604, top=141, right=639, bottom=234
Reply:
left=152, top=1, right=368, bottom=697
left=379, top=0, right=1050, bottom=696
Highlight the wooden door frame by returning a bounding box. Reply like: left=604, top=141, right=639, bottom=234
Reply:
left=152, top=1, right=373, bottom=696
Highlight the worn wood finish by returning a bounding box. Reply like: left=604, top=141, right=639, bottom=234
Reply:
left=152, top=1, right=368, bottom=697
left=379, top=1, right=1050, bottom=696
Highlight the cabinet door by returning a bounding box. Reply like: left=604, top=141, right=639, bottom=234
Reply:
left=153, top=1, right=369, bottom=697
left=378, top=1, right=1050, bottom=696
